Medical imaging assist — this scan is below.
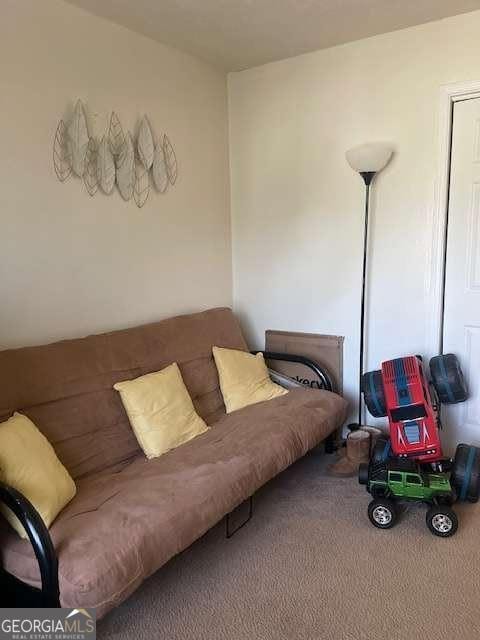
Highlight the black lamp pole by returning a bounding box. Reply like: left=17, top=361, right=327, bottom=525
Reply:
left=353, top=170, right=376, bottom=429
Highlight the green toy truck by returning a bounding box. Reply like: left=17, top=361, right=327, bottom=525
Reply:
left=358, top=459, right=458, bottom=537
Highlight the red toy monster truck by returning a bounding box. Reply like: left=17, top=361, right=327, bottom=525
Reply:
left=362, top=354, right=480, bottom=502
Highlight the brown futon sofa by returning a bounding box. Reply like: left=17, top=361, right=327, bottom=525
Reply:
left=0, top=308, right=347, bottom=618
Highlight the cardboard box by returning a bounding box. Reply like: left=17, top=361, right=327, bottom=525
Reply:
left=265, top=330, right=344, bottom=394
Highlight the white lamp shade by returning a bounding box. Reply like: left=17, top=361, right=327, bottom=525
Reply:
left=346, top=143, right=393, bottom=173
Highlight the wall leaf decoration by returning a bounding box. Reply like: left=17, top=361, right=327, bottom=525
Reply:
left=53, top=120, right=72, bottom=182
left=116, top=133, right=135, bottom=201
left=109, top=111, right=126, bottom=160
left=138, top=116, right=154, bottom=170
left=68, top=99, right=89, bottom=177
left=163, top=134, right=177, bottom=185
left=83, top=138, right=98, bottom=196
left=53, top=101, right=178, bottom=207
left=152, top=143, right=169, bottom=193
left=134, top=158, right=150, bottom=208
left=97, top=136, right=115, bottom=195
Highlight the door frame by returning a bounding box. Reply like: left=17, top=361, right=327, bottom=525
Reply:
left=426, top=79, right=480, bottom=358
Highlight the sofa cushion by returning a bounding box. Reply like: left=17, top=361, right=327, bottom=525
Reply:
left=213, top=347, right=288, bottom=413
left=0, top=413, right=76, bottom=538
left=0, top=388, right=347, bottom=618
left=114, top=363, right=209, bottom=459
left=0, top=308, right=247, bottom=479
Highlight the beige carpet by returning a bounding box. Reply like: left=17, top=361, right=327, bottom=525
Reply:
left=98, top=451, right=480, bottom=640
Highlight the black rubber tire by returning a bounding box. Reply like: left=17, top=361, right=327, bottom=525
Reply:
left=368, top=498, right=397, bottom=529
left=426, top=505, right=458, bottom=537
left=362, top=370, right=387, bottom=418
left=429, top=354, right=468, bottom=404
left=371, top=436, right=392, bottom=464
left=451, top=444, right=480, bottom=503
left=358, top=463, right=369, bottom=485
left=436, top=490, right=456, bottom=506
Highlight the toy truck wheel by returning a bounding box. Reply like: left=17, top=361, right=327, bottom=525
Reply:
left=358, top=463, right=369, bottom=485
left=451, top=444, right=480, bottom=503
left=361, top=370, right=387, bottom=417
left=371, top=436, right=392, bottom=464
left=426, top=506, right=458, bottom=537
left=429, top=354, right=468, bottom=404
left=368, top=498, right=397, bottom=529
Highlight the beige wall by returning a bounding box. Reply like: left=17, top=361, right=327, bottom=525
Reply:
left=4, top=0, right=480, bottom=425
left=228, top=11, right=480, bottom=422
left=0, top=0, right=231, bottom=348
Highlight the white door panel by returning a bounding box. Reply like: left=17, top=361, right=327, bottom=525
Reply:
left=443, top=99, right=480, bottom=453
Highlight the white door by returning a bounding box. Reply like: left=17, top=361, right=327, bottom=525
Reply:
left=443, top=98, right=480, bottom=453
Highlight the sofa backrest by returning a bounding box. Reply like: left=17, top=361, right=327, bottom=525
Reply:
left=0, top=308, right=248, bottom=479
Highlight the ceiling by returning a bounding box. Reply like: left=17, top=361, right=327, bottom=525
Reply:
left=65, top=0, right=480, bottom=71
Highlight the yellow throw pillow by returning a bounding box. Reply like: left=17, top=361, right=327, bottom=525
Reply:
left=213, top=346, right=288, bottom=413
left=114, top=362, right=209, bottom=459
left=0, top=413, right=76, bottom=539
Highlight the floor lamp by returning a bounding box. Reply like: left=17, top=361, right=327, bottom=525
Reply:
left=346, top=143, right=393, bottom=429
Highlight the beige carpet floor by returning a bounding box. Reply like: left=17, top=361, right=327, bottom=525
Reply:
left=98, top=451, right=480, bottom=640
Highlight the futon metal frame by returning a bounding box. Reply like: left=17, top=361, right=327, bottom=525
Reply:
left=0, top=352, right=335, bottom=608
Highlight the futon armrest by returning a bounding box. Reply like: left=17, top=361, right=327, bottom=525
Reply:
left=0, top=483, right=60, bottom=606
left=268, top=368, right=303, bottom=390
left=255, top=351, right=335, bottom=393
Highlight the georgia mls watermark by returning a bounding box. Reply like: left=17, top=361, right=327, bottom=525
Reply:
left=0, top=608, right=96, bottom=640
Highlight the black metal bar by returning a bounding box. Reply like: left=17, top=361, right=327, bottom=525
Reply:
left=0, top=483, right=60, bottom=607
left=258, top=351, right=334, bottom=392
left=439, top=99, right=455, bottom=357
left=357, top=180, right=371, bottom=427
left=225, top=496, right=254, bottom=539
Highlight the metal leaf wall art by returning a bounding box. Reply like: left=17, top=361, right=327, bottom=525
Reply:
left=163, top=134, right=177, bottom=185
left=53, top=120, right=72, bottom=182
left=152, top=143, right=169, bottom=193
left=83, top=138, right=98, bottom=196
left=134, top=158, right=150, bottom=208
left=117, top=133, right=135, bottom=201
left=97, top=136, right=115, bottom=194
left=68, top=99, right=89, bottom=177
left=53, top=102, right=178, bottom=208
left=138, top=116, right=154, bottom=170
left=108, top=111, right=126, bottom=160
